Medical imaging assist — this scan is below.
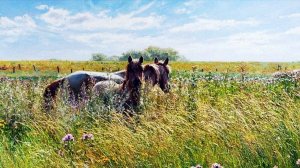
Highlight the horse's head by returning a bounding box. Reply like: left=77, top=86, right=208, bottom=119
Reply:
left=144, top=57, right=171, bottom=93
left=155, top=57, right=171, bottom=93
left=125, top=56, right=144, bottom=89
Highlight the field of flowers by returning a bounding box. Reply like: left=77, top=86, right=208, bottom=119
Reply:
left=0, top=61, right=299, bottom=167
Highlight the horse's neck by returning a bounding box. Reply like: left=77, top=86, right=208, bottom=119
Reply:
left=120, top=80, right=140, bottom=97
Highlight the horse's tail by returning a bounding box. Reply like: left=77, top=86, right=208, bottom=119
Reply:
left=43, top=78, right=65, bottom=111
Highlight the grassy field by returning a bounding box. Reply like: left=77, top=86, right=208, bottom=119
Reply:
left=0, top=60, right=300, bottom=76
left=0, top=61, right=299, bottom=167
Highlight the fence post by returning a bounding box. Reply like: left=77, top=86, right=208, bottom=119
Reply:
left=83, top=68, right=85, bottom=71
left=12, top=67, right=15, bottom=73
left=18, top=64, right=21, bottom=70
left=33, top=65, right=36, bottom=71
left=192, top=66, right=196, bottom=72
left=102, top=67, right=104, bottom=71
left=71, top=69, right=73, bottom=73
left=57, top=66, right=60, bottom=73
left=241, top=67, right=245, bottom=73
left=241, top=67, right=245, bottom=82
left=277, top=64, right=281, bottom=71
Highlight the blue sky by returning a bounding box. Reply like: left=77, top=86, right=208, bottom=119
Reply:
left=0, top=0, right=300, bottom=61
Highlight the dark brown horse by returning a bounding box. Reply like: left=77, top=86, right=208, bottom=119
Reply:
left=93, top=56, right=144, bottom=112
left=144, top=57, right=171, bottom=93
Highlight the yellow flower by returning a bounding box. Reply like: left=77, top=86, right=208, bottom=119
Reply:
left=101, top=157, right=110, bottom=164
left=0, top=120, right=5, bottom=127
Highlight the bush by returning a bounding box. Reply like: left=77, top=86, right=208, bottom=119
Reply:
left=119, top=46, right=185, bottom=61
left=91, top=53, right=108, bottom=61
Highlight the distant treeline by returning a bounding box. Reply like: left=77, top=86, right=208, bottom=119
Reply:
left=91, top=46, right=186, bottom=62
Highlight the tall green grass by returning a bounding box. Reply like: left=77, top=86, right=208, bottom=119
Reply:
left=0, top=71, right=299, bottom=167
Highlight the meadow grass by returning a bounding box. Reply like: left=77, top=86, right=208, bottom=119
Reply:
left=0, top=61, right=299, bottom=167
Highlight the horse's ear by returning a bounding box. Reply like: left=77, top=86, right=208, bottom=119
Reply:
left=154, top=57, right=159, bottom=64
left=139, top=56, right=143, bottom=64
left=128, top=56, right=133, bottom=63
left=163, top=57, right=169, bottom=65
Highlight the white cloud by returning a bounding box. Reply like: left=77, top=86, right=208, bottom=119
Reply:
left=280, top=13, right=300, bottom=19
left=128, top=1, right=155, bottom=16
left=39, top=7, right=70, bottom=27
left=0, top=14, right=36, bottom=42
left=67, top=32, right=134, bottom=45
left=36, top=4, right=49, bottom=10
left=174, top=8, right=191, bottom=15
left=172, top=31, right=300, bottom=61
left=169, top=18, right=259, bottom=33
left=183, top=0, right=204, bottom=7
left=285, top=26, right=300, bottom=35
left=60, top=25, right=300, bottom=62
left=1, top=2, right=299, bottom=62
left=38, top=2, right=163, bottom=31
left=225, top=31, right=276, bottom=45
left=174, top=0, right=203, bottom=15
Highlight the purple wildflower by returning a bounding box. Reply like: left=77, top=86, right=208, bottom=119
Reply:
left=62, top=134, right=74, bottom=142
left=82, top=133, right=94, bottom=140
left=211, top=163, right=223, bottom=168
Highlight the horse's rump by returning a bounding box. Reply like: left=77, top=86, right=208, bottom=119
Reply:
left=43, top=78, right=65, bottom=110
left=43, top=78, right=65, bottom=99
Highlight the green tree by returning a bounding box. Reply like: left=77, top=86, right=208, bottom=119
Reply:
left=119, top=50, right=151, bottom=61
left=108, top=55, right=120, bottom=61
left=91, top=53, right=107, bottom=61
left=145, top=46, right=182, bottom=61
left=118, top=47, right=185, bottom=61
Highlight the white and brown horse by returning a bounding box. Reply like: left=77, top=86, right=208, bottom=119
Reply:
left=43, top=70, right=125, bottom=110
left=144, top=57, right=171, bottom=93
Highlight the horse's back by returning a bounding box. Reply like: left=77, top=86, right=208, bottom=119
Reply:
left=66, top=71, right=124, bottom=87
left=112, top=70, right=126, bottom=79
left=66, top=71, right=90, bottom=92
left=78, top=71, right=124, bottom=84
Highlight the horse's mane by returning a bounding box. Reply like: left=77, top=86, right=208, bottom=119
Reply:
left=156, top=62, right=171, bottom=73
left=122, top=63, right=130, bottom=90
